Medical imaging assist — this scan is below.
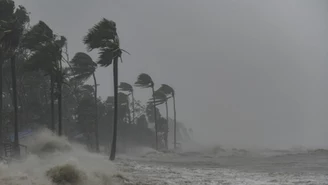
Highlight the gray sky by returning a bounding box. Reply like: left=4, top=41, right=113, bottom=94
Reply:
left=15, top=0, right=328, bottom=149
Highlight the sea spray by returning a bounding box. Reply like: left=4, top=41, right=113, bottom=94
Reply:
left=0, top=129, right=124, bottom=185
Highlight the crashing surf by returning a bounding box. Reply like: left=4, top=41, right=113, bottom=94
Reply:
left=0, top=129, right=126, bottom=185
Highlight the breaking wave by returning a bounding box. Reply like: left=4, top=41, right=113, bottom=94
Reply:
left=0, top=129, right=126, bottom=185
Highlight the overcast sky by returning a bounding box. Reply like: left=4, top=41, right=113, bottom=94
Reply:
left=15, top=0, right=328, bottom=149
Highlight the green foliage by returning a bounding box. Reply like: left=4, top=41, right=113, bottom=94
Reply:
left=70, top=52, right=96, bottom=82
left=22, top=21, right=54, bottom=51
left=23, top=21, right=66, bottom=78
left=24, top=41, right=61, bottom=73
left=151, top=90, right=167, bottom=105
left=83, top=18, right=117, bottom=51
left=76, top=95, right=95, bottom=136
left=0, top=0, right=15, bottom=21
left=119, top=82, right=133, bottom=93
left=146, top=103, right=160, bottom=123
left=158, top=84, right=175, bottom=97
left=83, top=18, right=125, bottom=67
left=0, top=0, right=29, bottom=55
left=135, top=73, right=154, bottom=88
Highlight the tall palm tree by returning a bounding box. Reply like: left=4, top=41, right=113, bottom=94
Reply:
left=70, top=52, right=99, bottom=152
left=23, top=21, right=66, bottom=135
left=0, top=0, right=16, bottom=155
left=23, top=21, right=55, bottom=131
left=158, top=84, right=177, bottom=149
left=135, top=73, right=159, bottom=150
left=152, top=90, right=170, bottom=149
left=0, top=0, right=29, bottom=156
left=119, top=82, right=134, bottom=124
left=55, top=36, right=67, bottom=136
left=83, top=18, right=127, bottom=161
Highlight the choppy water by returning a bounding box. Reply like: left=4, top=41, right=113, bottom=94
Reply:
left=116, top=148, right=328, bottom=185
left=1, top=131, right=328, bottom=185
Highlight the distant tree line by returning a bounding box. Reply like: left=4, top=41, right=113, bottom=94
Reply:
left=0, top=0, right=179, bottom=160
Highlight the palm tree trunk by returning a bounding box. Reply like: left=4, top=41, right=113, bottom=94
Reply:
left=11, top=56, right=20, bottom=157
left=0, top=54, right=3, bottom=155
left=165, top=100, right=169, bottom=150
left=50, top=75, right=55, bottom=132
left=127, top=97, right=131, bottom=124
left=92, top=72, right=99, bottom=152
left=173, top=95, right=177, bottom=149
left=131, top=91, right=135, bottom=124
left=110, top=57, right=118, bottom=161
left=58, top=59, right=63, bottom=136
left=152, top=86, right=158, bottom=150
left=57, top=79, right=62, bottom=136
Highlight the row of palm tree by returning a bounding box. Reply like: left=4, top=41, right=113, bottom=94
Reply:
left=80, top=20, right=177, bottom=159
left=1, top=0, right=179, bottom=161
left=134, top=74, right=177, bottom=150
left=1, top=0, right=30, bottom=156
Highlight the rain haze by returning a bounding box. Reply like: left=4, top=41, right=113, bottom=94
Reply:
left=14, top=0, right=328, bottom=149
left=4, top=0, right=328, bottom=184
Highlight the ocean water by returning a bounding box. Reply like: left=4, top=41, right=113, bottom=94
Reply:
left=116, top=147, right=328, bottom=185
left=1, top=131, right=327, bottom=185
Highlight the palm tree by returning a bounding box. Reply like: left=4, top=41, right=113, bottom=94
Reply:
left=23, top=21, right=66, bottom=135
left=55, top=36, right=67, bottom=136
left=135, top=73, right=159, bottom=150
left=119, top=82, right=134, bottom=124
left=152, top=90, right=170, bottom=149
left=22, top=21, right=55, bottom=131
left=83, top=18, right=127, bottom=161
left=0, top=0, right=29, bottom=156
left=158, top=84, right=177, bottom=149
left=70, top=52, right=99, bottom=152
left=0, top=0, right=16, bottom=156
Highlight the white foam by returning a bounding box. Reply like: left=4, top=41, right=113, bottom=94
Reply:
left=0, top=129, right=121, bottom=185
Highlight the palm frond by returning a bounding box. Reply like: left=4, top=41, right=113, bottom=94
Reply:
left=97, top=48, right=113, bottom=67
left=83, top=18, right=117, bottom=51
left=70, top=52, right=96, bottom=81
left=96, top=38, right=123, bottom=67
left=0, top=0, right=15, bottom=21
left=148, top=90, right=167, bottom=105
left=119, top=82, right=133, bottom=93
left=22, top=21, right=54, bottom=51
left=0, top=1, right=28, bottom=54
left=54, top=36, right=66, bottom=48
left=135, top=73, right=154, bottom=88
left=158, top=84, right=175, bottom=97
left=24, top=43, right=55, bottom=72
left=14, top=5, right=29, bottom=25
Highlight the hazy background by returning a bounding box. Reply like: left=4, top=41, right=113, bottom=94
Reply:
left=14, top=0, right=328, bottom=149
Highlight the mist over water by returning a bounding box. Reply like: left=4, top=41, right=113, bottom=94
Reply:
left=0, top=130, right=122, bottom=185
left=3, top=0, right=328, bottom=184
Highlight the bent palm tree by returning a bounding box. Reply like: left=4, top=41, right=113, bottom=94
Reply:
left=158, top=84, right=177, bottom=149
left=23, top=21, right=59, bottom=133
left=0, top=0, right=29, bottom=156
left=152, top=90, right=170, bottom=149
left=119, top=82, right=134, bottom=124
left=84, top=18, right=127, bottom=161
left=70, top=52, right=99, bottom=152
left=135, top=73, right=159, bottom=150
